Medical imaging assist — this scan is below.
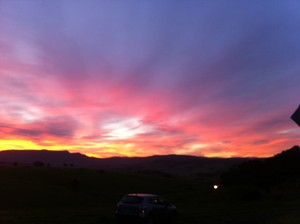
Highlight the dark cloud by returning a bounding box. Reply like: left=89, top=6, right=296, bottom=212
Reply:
left=251, top=139, right=270, bottom=145
left=44, top=119, right=76, bottom=137
left=14, top=128, right=43, bottom=137
left=8, top=116, right=78, bottom=139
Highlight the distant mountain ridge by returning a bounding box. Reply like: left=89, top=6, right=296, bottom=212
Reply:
left=0, top=150, right=254, bottom=174
left=0, top=150, right=95, bottom=166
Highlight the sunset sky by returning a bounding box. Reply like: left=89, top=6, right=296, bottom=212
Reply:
left=0, top=0, right=300, bottom=158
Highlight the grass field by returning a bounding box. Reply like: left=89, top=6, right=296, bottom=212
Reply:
left=0, top=166, right=300, bottom=224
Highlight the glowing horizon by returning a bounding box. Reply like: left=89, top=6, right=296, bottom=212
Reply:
left=0, top=1, right=300, bottom=158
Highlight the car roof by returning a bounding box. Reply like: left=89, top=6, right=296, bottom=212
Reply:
left=126, top=193, right=159, bottom=197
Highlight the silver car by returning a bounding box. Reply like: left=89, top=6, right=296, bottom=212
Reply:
left=115, top=193, right=177, bottom=224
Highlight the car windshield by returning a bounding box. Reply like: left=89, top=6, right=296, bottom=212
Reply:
left=121, top=196, right=143, bottom=204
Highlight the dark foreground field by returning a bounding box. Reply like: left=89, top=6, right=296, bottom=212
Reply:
left=0, top=167, right=300, bottom=224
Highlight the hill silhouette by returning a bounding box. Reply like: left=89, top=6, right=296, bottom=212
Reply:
left=221, top=145, right=300, bottom=188
left=0, top=150, right=252, bottom=174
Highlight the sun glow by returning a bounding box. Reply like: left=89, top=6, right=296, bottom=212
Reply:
left=101, top=118, right=154, bottom=140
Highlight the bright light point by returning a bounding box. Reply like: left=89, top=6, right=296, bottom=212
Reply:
left=213, top=184, right=219, bottom=190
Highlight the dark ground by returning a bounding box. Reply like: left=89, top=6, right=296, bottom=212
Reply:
left=0, top=166, right=300, bottom=224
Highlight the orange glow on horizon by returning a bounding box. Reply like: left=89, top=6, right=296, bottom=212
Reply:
left=0, top=139, right=152, bottom=158
left=0, top=137, right=290, bottom=159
